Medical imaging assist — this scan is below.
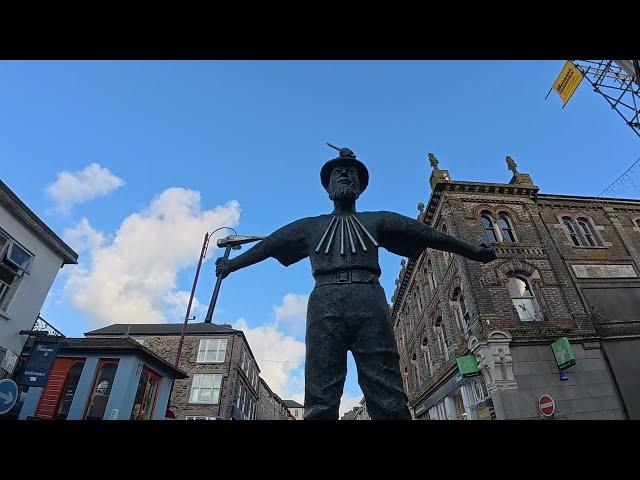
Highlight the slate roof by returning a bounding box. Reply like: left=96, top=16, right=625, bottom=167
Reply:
left=23, top=336, right=188, bottom=379
left=283, top=399, right=304, bottom=409
left=85, top=322, right=239, bottom=336
left=0, top=179, right=78, bottom=264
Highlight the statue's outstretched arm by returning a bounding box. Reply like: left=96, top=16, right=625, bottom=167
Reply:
left=420, top=226, right=495, bottom=262
left=216, top=241, right=270, bottom=279
left=379, top=212, right=496, bottom=263
left=216, top=219, right=310, bottom=278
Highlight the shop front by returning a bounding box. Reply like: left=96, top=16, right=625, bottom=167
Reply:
left=413, top=372, right=496, bottom=420
left=17, top=337, right=187, bottom=420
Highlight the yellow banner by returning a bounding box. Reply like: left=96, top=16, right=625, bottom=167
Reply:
left=552, top=61, right=584, bottom=105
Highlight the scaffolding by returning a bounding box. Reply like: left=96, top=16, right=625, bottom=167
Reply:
left=570, top=60, right=640, bottom=138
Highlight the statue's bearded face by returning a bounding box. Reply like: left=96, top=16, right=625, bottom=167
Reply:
left=328, top=166, right=361, bottom=201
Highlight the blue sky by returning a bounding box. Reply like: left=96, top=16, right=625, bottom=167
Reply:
left=1, top=60, right=638, bottom=414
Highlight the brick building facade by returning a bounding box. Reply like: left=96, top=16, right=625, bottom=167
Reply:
left=391, top=154, right=639, bottom=420
left=85, top=323, right=262, bottom=420
left=257, top=378, right=293, bottom=420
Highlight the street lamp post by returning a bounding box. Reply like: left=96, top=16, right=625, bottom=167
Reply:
left=203, top=234, right=264, bottom=324
left=174, top=226, right=237, bottom=367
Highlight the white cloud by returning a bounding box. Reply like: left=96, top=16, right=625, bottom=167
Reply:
left=273, top=293, right=308, bottom=335
left=63, top=218, right=105, bottom=254
left=63, top=187, right=240, bottom=326
left=232, top=317, right=305, bottom=401
left=46, top=163, right=126, bottom=213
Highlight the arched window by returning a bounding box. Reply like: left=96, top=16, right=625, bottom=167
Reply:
left=411, top=353, right=421, bottom=388
left=481, top=213, right=499, bottom=243
left=507, top=275, right=543, bottom=321
left=452, top=287, right=470, bottom=335
left=416, top=287, right=423, bottom=313
left=498, top=214, right=516, bottom=243
left=56, top=362, right=85, bottom=420
left=434, top=317, right=449, bottom=361
left=442, top=224, right=452, bottom=264
left=562, top=217, right=582, bottom=246
left=577, top=218, right=601, bottom=246
left=421, top=337, right=434, bottom=376
left=85, top=360, right=119, bottom=420
left=427, top=259, right=437, bottom=292
left=403, top=367, right=409, bottom=393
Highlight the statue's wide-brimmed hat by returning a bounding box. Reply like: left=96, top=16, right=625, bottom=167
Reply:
left=320, top=147, right=369, bottom=193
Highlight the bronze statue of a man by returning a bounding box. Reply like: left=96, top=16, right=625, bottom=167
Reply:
left=216, top=146, right=496, bottom=420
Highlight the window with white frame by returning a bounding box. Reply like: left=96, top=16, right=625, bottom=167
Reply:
left=427, top=259, right=437, bottom=293
left=0, top=232, right=33, bottom=310
left=451, top=287, right=470, bottom=336
left=434, top=318, right=449, bottom=361
left=460, top=376, right=495, bottom=420
left=240, top=350, right=246, bottom=372
left=196, top=338, right=228, bottom=363
left=411, top=354, right=421, bottom=388
left=189, top=373, right=222, bottom=404
left=421, top=337, right=434, bottom=376
left=508, top=275, right=543, bottom=321
left=236, top=383, right=242, bottom=409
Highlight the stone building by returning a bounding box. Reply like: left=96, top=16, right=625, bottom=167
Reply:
left=85, top=322, right=261, bottom=420
left=283, top=399, right=304, bottom=420
left=391, top=154, right=639, bottom=420
left=0, top=179, right=78, bottom=378
left=257, top=377, right=292, bottom=420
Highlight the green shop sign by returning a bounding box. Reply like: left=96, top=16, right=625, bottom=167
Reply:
left=456, top=355, right=480, bottom=377
left=551, top=337, right=576, bottom=370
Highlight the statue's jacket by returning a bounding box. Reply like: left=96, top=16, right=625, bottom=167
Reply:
left=259, top=211, right=435, bottom=285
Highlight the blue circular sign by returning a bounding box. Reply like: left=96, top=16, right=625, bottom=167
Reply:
left=0, top=379, right=19, bottom=414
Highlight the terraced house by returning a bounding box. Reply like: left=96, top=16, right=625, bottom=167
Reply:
left=391, top=154, right=639, bottom=420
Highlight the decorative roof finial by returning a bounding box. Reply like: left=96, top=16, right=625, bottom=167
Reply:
left=400, top=259, right=406, bottom=268
left=428, top=153, right=439, bottom=169
left=417, top=202, right=425, bottom=213
left=506, top=155, right=518, bottom=174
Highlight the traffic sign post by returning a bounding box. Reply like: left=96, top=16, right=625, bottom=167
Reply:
left=538, top=394, right=556, bottom=417
left=0, top=379, right=19, bottom=414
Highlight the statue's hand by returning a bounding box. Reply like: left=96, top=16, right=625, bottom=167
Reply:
left=215, top=257, right=233, bottom=279
left=474, top=244, right=497, bottom=264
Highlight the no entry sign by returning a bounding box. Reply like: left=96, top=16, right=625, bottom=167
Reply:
left=538, top=394, right=555, bottom=417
